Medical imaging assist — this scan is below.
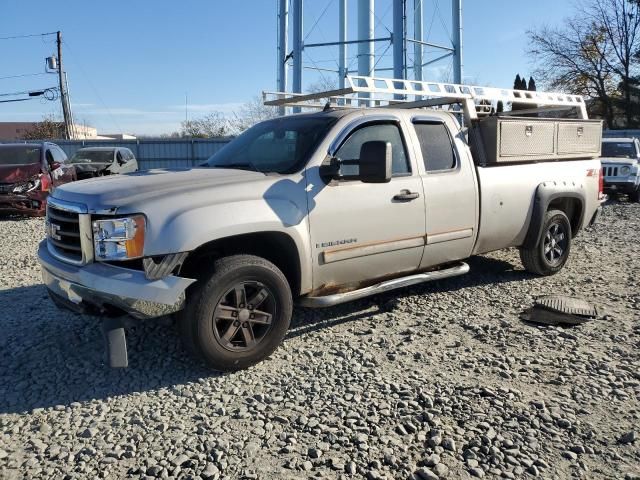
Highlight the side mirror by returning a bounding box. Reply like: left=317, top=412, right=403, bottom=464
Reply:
left=358, top=141, right=392, bottom=183
left=319, top=141, right=393, bottom=183
left=50, top=161, right=61, bottom=170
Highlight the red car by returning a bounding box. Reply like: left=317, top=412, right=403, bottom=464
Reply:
left=0, top=142, right=77, bottom=216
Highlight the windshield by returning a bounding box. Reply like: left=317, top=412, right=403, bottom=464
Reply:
left=601, top=141, right=637, bottom=159
left=0, top=146, right=41, bottom=165
left=203, top=116, right=338, bottom=174
left=70, top=150, right=114, bottom=163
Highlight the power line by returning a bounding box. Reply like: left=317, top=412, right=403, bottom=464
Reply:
left=0, top=32, right=57, bottom=41
left=304, top=0, right=335, bottom=41
left=0, top=72, right=48, bottom=81
left=62, top=39, right=123, bottom=135
left=0, top=87, right=58, bottom=98
left=0, top=98, right=35, bottom=104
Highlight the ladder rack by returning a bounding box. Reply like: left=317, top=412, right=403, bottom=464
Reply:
left=263, top=75, right=589, bottom=126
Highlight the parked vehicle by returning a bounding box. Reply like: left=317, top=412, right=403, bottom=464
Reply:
left=0, top=142, right=76, bottom=216
left=600, top=137, right=640, bottom=202
left=38, top=77, right=604, bottom=370
left=69, top=147, right=138, bottom=180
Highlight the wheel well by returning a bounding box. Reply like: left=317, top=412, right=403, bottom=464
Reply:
left=180, top=232, right=301, bottom=296
left=548, top=197, right=583, bottom=236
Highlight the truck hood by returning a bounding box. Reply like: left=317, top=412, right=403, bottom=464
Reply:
left=51, top=167, right=276, bottom=212
left=0, top=163, right=41, bottom=184
left=600, top=157, right=638, bottom=166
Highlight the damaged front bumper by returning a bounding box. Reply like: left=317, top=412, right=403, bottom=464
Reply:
left=38, top=240, right=195, bottom=319
left=0, top=192, right=46, bottom=216
left=38, top=240, right=195, bottom=367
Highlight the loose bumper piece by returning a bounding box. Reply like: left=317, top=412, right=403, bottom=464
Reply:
left=38, top=240, right=195, bottom=319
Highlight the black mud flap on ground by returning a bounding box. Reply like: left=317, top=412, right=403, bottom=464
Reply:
left=521, top=295, right=601, bottom=326
left=101, top=317, right=129, bottom=368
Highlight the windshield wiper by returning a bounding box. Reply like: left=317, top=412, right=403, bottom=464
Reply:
left=208, top=162, right=259, bottom=172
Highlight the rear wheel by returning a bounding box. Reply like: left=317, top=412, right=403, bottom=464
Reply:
left=520, top=209, right=572, bottom=276
left=179, top=255, right=292, bottom=371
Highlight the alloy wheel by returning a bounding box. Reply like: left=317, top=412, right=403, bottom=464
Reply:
left=543, top=223, right=567, bottom=266
left=212, top=281, right=275, bottom=352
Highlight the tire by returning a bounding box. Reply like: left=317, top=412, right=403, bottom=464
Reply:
left=178, top=254, right=292, bottom=371
left=630, top=188, right=640, bottom=203
left=520, top=209, right=572, bottom=276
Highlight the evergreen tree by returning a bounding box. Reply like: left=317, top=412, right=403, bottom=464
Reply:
left=528, top=76, right=537, bottom=91
left=512, top=74, right=528, bottom=111
left=514, top=74, right=523, bottom=90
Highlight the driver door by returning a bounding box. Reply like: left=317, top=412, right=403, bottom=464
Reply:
left=306, top=118, right=426, bottom=291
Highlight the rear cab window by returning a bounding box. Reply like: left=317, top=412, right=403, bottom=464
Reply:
left=413, top=122, right=457, bottom=172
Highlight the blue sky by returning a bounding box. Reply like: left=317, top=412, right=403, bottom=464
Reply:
left=0, top=0, right=576, bottom=136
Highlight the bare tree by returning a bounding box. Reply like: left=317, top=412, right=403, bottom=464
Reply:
left=180, top=112, right=232, bottom=138
left=21, top=115, right=65, bottom=140
left=529, top=16, right=617, bottom=126
left=231, top=96, right=280, bottom=133
left=589, top=0, right=640, bottom=125
left=306, top=78, right=338, bottom=105
left=528, top=0, right=640, bottom=127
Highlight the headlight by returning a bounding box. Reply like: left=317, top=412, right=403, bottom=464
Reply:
left=12, top=177, right=41, bottom=193
left=620, top=166, right=631, bottom=176
left=92, top=215, right=145, bottom=260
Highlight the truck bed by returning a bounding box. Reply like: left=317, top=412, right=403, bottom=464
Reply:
left=472, top=159, right=601, bottom=255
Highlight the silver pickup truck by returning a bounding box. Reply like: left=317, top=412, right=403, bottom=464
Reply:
left=38, top=77, right=604, bottom=370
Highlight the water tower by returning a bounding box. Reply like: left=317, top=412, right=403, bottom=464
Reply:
left=276, top=0, right=463, bottom=112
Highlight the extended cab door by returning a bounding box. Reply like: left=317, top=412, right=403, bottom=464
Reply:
left=409, top=117, right=478, bottom=268
left=305, top=117, right=426, bottom=290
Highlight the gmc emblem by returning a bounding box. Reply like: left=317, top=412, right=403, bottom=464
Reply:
left=46, top=221, right=62, bottom=241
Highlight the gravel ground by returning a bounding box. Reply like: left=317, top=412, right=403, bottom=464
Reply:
left=0, top=200, right=639, bottom=480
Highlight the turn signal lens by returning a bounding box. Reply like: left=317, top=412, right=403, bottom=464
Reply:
left=125, top=216, right=145, bottom=258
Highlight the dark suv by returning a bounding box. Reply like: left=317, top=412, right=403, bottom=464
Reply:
left=0, top=143, right=77, bottom=216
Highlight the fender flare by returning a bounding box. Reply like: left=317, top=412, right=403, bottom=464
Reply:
left=522, top=182, right=586, bottom=249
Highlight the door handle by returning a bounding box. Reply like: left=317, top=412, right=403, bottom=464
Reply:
left=393, top=189, right=420, bottom=201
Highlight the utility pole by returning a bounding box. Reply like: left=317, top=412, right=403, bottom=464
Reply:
left=56, top=31, right=72, bottom=139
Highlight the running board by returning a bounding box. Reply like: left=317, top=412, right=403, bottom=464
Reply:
left=298, top=262, right=470, bottom=308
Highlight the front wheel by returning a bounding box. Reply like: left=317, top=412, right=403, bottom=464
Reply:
left=520, top=209, right=572, bottom=276
left=629, top=188, right=640, bottom=203
left=179, top=255, right=292, bottom=371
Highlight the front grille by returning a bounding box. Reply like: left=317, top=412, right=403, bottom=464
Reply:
left=603, top=166, right=619, bottom=177
left=0, top=183, right=14, bottom=194
left=47, top=204, right=83, bottom=263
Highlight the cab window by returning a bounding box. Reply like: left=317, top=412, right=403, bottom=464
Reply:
left=51, top=146, right=68, bottom=163
left=335, top=122, right=410, bottom=177
left=45, top=149, right=55, bottom=167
